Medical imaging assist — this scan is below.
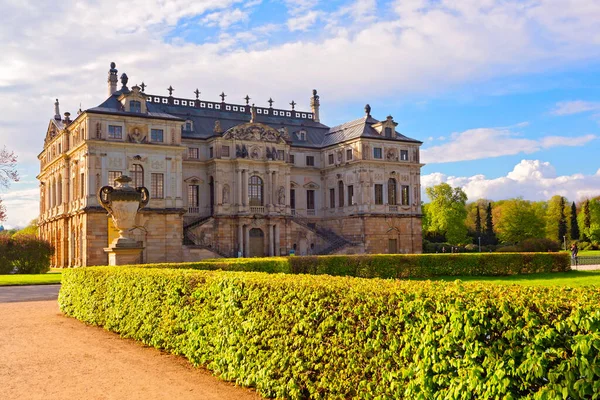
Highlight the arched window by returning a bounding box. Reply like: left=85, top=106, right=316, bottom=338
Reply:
left=338, top=180, right=344, bottom=207
left=130, top=164, right=144, bottom=188
left=388, top=178, right=397, bottom=205
left=57, top=175, right=62, bottom=205
left=248, top=176, right=263, bottom=206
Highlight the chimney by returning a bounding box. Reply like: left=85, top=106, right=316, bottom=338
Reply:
left=310, top=89, right=320, bottom=123
left=107, top=62, right=118, bottom=96
left=63, top=112, right=71, bottom=124
left=54, top=99, right=61, bottom=120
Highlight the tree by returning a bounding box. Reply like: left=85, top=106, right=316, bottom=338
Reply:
left=485, top=202, right=497, bottom=245
left=570, top=201, right=580, bottom=241
left=0, top=146, right=18, bottom=223
left=425, top=183, right=469, bottom=245
left=584, top=200, right=591, bottom=230
left=495, top=198, right=545, bottom=244
left=558, top=196, right=568, bottom=244
left=0, top=146, right=19, bottom=189
left=475, top=205, right=482, bottom=238
left=13, top=219, right=38, bottom=237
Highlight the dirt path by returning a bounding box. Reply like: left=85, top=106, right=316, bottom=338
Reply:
left=0, top=301, right=262, bottom=400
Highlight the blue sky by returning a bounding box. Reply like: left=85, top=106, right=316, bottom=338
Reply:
left=1, top=0, right=599, bottom=228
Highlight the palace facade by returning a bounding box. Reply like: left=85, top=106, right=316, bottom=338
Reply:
left=38, top=63, right=424, bottom=267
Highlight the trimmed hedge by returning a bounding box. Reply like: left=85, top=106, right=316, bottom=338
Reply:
left=126, top=253, right=570, bottom=278
left=60, top=267, right=600, bottom=399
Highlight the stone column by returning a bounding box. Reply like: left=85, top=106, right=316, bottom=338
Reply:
left=244, top=225, right=250, bottom=257
left=237, top=169, right=242, bottom=205
left=272, top=171, right=277, bottom=205
left=269, top=224, right=274, bottom=256
left=285, top=173, right=291, bottom=208
left=243, top=170, right=248, bottom=206
left=238, top=223, right=243, bottom=256
left=266, top=170, right=271, bottom=205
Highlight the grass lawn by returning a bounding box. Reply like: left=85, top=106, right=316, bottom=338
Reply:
left=426, top=270, right=600, bottom=287
left=578, top=250, right=600, bottom=257
left=0, top=272, right=62, bottom=286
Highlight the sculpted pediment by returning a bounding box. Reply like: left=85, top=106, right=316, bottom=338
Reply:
left=303, top=181, right=320, bottom=189
left=184, top=176, right=204, bottom=184
left=223, top=122, right=290, bottom=144
left=44, top=120, right=60, bottom=145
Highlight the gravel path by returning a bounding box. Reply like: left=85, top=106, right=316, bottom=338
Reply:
left=0, top=300, right=262, bottom=400
left=0, top=284, right=60, bottom=303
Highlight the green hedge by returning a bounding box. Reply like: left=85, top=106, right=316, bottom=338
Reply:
left=123, top=253, right=570, bottom=278
left=60, top=267, right=600, bottom=399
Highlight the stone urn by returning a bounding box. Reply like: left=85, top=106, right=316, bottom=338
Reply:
left=98, top=175, right=149, bottom=265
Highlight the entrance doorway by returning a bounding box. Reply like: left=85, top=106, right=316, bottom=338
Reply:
left=388, top=239, right=398, bottom=254
left=249, top=228, right=265, bottom=257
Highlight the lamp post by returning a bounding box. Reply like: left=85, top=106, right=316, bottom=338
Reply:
left=563, top=235, right=567, bottom=251
left=478, top=237, right=481, bottom=253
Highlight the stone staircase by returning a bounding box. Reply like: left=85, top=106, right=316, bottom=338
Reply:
left=291, top=217, right=352, bottom=255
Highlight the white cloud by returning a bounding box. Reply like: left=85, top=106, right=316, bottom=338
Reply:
left=287, top=11, right=322, bottom=31
left=202, top=8, right=249, bottom=29
left=552, top=100, right=600, bottom=116
left=0, top=188, right=39, bottom=229
left=421, top=127, right=596, bottom=164
left=422, top=160, right=600, bottom=202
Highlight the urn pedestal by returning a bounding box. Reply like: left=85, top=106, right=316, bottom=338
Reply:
left=98, top=175, right=149, bottom=266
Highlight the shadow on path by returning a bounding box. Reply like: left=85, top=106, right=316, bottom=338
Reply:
left=0, top=284, right=60, bottom=303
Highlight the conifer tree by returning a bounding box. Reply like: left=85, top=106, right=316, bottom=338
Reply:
left=475, top=205, right=482, bottom=238
left=570, top=201, right=580, bottom=240
left=558, top=197, right=568, bottom=243
left=485, top=202, right=497, bottom=245
left=583, top=200, right=591, bottom=241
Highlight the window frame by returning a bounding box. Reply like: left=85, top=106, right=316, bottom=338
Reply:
left=151, top=173, right=164, bottom=199
left=306, top=155, right=315, bottom=166
left=306, top=189, right=315, bottom=210
left=108, top=125, right=123, bottom=140
left=130, top=164, right=144, bottom=188
left=346, top=148, right=353, bottom=161
left=329, top=188, right=335, bottom=208
left=150, top=128, right=164, bottom=143
left=188, top=147, right=199, bottom=159
left=373, top=147, right=383, bottom=159
left=388, top=178, right=397, bottom=205
left=248, top=175, right=264, bottom=206
left=374, top=184, right=383, bottom=205
left=401, top=185, right=410, bottom=206
left=130, top=100, right=142, bottom=113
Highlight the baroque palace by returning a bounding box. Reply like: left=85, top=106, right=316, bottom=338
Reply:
left=38, top=63, right=424, bottom=267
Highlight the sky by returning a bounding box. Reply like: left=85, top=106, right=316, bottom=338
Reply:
left=0, top=0, right=599, bottom=229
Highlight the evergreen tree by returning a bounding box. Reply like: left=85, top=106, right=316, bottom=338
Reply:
left=485, top=202, right=497, bottom=245
left=570, top=201, right=580, bottom=240
left=584, top=200, right=591, bottom=229
left=558, top=196, right=568, bottom=244
left=475, top=205, right=482, bottom=238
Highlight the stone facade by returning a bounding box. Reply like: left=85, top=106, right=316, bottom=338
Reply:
left=38, top=63, right=424, bottom=267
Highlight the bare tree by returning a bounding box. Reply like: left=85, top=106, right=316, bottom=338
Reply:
left=0, top=146, right=19, bottom=189
left=0, top=146, right=19, bottom=222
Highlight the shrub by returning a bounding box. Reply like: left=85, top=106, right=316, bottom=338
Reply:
left=518, top=238, right=561, bottom=252
left=0, top=235, right=53, bottom=274
left=129, top=253, right=570, bottom=278
left=60, top=267, right=600, bottom=399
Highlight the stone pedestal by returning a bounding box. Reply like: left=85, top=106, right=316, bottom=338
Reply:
left=104, top=244, right=144, bottom=266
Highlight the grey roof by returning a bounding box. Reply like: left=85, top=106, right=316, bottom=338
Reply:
left=86, top=92, right=421, bottom=148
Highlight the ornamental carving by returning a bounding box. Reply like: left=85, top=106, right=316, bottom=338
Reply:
left=223, top=122, right=289, bottom=143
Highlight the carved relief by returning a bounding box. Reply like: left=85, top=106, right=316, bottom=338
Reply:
left=222, top=184, right=230, bottom=204
left=108, top=157, right=123, bottom=169
left=214, top=120, right=223, bottom=133
left=278, top=186, right=285, bottom=204
left=250, top=146, right=260, bottom=159
left=223, top=122, right=287, bottom=143
left=128, top=127, right=147, bottom=143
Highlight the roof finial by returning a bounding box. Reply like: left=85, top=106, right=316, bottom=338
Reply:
left=250, top=103, right=257, bottom=123
left=220, top=91, right=227, bottom=102
left=54, top=99, right=61, bottom=120
left=120, top=73, right=129, bottom=91
left=310, top=89, right=320, bottom=122
left=107, top=62, right=118, bottom=96
left=244, top=95, right=250, bottom=105
left=268, top=98, right=274, bottom=108
left=167, top=85, right=174, bottom=96
left=290, top=100, right=296, bottom=110
left=365, top=104, right=371, bottom=117
left=78, top=103, right=82, bottom=115
left=140, top=82, right=146, bottom=92
left=194, top=88, right=200, bottom=99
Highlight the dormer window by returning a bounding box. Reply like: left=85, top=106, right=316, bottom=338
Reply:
left=130, top=100, right=141, bottom=113
left=297, top=129, right=307, bottom=141
left=385, top=127, right=392, bottom=138
left=184, top=120, right=193, bottom=131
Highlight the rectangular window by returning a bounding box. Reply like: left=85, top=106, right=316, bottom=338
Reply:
left=209, top=147, right=213, bottom=158
left=346, top=148, right=353, bottom=161
left=108, top=171, right=122, bottom=185
left=130, top=100, right=141, bottom=113
left=185, top=122, right=193, bottom=131
left=388, top=239, right=397, bottom=253
left=290, top=189, right=296, bottom=209
left=306, top=190, right=315, bottom=210
left=329, top=188, right=335, bottom=208
left=188, top=147, right=199, bottom=159
left=188, top=185, right=199, bottom=207
left=151, top=129, right=164, bottom=142
left=373, top=148, right=382, bottom=159
left=348, top=185, right=354, bottom=205
left=328, top=153, right=334, bottom=164
left=277, top=150, right=284, bottom=160
left=222, top=146, right=230, bottom=157
left=151, top=173, right=164, bottom=199
left=80, top=173, right=85, bottom=198
left=385, top=127, right=392, bottom=138
left=400, top=150, right=409, bottom=161
left=306, top=156, right=314, bottom=166
left=338, top=182, right=344, bottom=207
left=401, top=185, right=410, bottom=205
left=108, top=125, right=122, bottom=139
left=375, top=184, right=383, bottom=205
left=289, top=154, right=295, bottom=164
